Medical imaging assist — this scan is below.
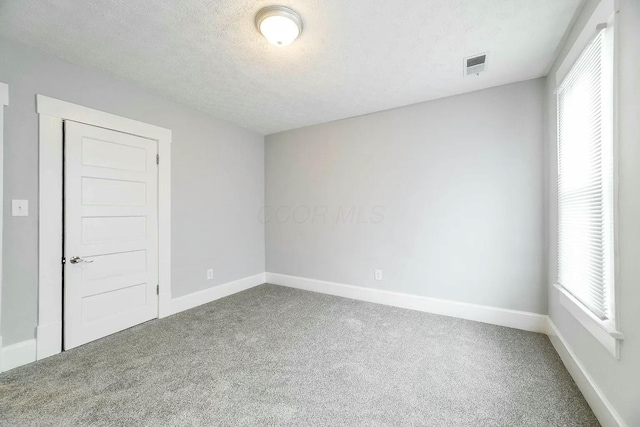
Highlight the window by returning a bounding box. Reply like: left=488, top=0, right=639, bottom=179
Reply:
left=557, top=28, right=615, bottom=324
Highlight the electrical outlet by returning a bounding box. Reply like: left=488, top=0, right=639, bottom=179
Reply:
left=207, top=269, right=214, bottom=280
left=374, top=269, right=382, bottom=281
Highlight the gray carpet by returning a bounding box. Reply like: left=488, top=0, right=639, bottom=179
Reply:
left=0, top=284, right=598, bottom=426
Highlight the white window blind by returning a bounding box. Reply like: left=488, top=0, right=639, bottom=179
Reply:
left=557, top=28, right=615, bottom=321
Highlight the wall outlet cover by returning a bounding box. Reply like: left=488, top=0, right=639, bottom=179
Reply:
left=207, top=269, right=214, bottom=280
left=12, top=199, right=29, bottom=217
left=374, top=269, right=382, bottom=281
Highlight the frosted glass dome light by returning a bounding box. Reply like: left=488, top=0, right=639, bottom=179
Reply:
left=256, top=6, right=303, bottom=47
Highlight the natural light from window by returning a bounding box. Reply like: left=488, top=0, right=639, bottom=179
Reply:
left=557, top=28, right=615, bottom=323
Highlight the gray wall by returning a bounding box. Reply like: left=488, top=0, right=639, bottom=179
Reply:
left=266, top=79, right=546, bottom=314
left=545, top=0, right=640, bottom=425
left=0, top=37, right=265, bottom=346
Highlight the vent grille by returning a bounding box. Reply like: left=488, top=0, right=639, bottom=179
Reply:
left=464, top=53, right=487, bottom=76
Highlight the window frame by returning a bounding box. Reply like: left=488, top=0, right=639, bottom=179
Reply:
left=554, top=8, right=623, bottom=359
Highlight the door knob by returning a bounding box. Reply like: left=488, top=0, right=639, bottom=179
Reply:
left=70, top=256, right=94, bottom=264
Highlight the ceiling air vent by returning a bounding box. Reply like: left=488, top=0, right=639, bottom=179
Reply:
left=464, top=53, right=487, bottom=76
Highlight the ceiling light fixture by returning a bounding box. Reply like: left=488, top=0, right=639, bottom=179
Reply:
left=255, top=6, right=303, bottom=47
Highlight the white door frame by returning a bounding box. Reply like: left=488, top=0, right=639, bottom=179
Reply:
left=37, top=95, right=172, bottom=360
left=0, top=82, right=8, bottom=364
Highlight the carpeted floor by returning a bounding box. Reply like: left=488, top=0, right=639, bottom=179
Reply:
left=0, top=284, right=598, bottom=426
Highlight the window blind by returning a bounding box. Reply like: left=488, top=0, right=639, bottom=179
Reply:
left=557, top=28, right=614, bottom=321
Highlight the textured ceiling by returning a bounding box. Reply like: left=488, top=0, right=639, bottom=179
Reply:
left=0, top=0, right=582, bottom=134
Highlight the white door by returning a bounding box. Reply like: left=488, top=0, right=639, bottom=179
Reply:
left=64, top=121, right=159, bottom=350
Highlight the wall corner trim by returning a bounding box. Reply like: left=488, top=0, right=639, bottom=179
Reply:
left=547, top=319, right=627, bottom=427
left=0, top=339, right=37, bottom=373
left=266, top=273, right=549, bottom=334
left=168, top=273, right=267, bottom=316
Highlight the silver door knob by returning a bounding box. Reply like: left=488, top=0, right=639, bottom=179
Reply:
left=70, top=256, right=94, bottom=264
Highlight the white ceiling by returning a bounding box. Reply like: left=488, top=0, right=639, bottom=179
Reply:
left=0, top=0, right=582, bottom=134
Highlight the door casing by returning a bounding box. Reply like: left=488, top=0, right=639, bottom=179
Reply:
left=36, top=95, right=172, bottom=360
left=0, top=82, right=9, bottom=370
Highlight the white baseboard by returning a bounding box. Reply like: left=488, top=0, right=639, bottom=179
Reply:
left=169, top=273, right=266, bottom=315
left=547, top=320, right=626, bottom=427
left=1, top=339, right=37, bottom=373
left=266, top=273, right=549, bottom=334
left=4, top=272, right=625, bottom=426
left=36, top=322, right=62, bottom=361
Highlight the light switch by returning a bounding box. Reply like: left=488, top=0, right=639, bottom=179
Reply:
left=12, top=200, right=28, bottom=217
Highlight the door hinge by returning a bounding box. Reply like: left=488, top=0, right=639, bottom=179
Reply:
left=62, top=257, right=66, bottom=265
left=156, top=284, right=159, bottom=295
left=156, top=154, right=159, bottom=165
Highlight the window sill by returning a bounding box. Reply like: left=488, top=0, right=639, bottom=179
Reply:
left=553, top=284, right=623, bottom=359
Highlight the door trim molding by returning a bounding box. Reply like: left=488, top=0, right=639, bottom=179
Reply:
left=0, top=82, right=8, bottom=370
left=36, top=95, right=172, bottom=360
